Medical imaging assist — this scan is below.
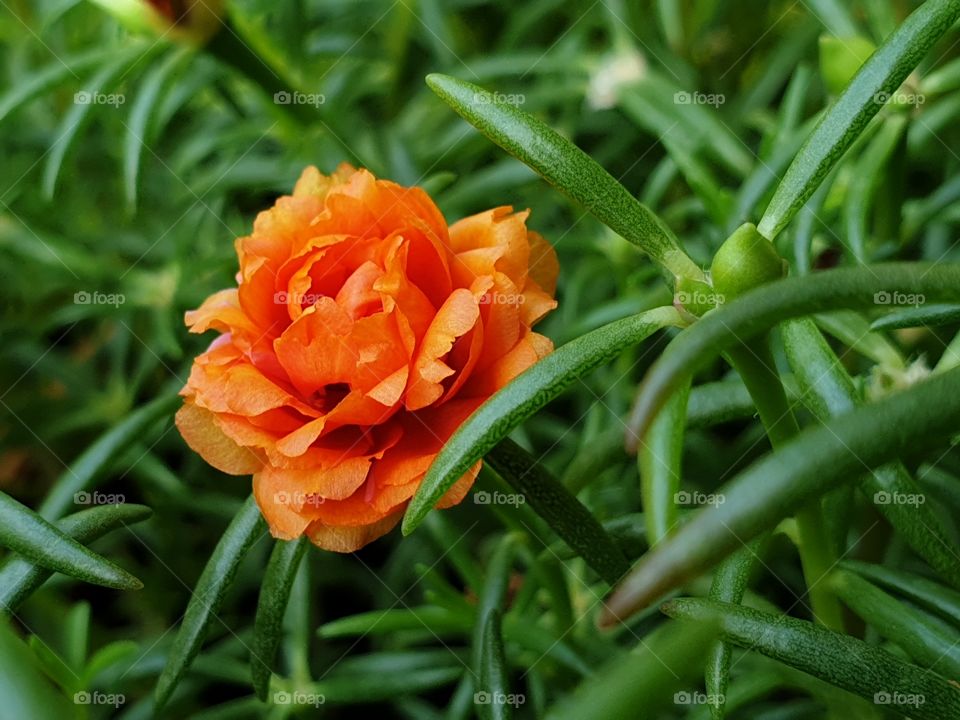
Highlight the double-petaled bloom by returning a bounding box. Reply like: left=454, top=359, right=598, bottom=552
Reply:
left=176, top=165, right=558, bottom=551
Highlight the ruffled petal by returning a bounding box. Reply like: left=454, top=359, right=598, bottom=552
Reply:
left=176, top=402, right=262, bottom=475
left=465, top=330, right=554, bottom=397
left=405, top=289, right=480, bottom=410
left=305, top=512, right=402, bottom=553
left=527, top=230, right=559, bottom=296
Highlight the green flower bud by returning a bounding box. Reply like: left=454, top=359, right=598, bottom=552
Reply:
left=710, top=222, right=786, bottom=300
left=819, top=35, right=877, bottom=95
left=674, top=277, right=724, bottom=319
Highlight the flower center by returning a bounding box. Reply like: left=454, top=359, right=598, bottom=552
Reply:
left=311, top=382, right=351, bottom=413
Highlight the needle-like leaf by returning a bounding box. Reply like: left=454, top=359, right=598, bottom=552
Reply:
left=250, top=537, right=308, bottom=701
left=662, top=598, right=960, bottom=720
left=425, top=73, right=703, bottom=280
left=0, top=492, right=142, bottom=592
left=627, top=264, right=960, bottom=446
left=758, top=0, right=960, bottom=238
left=155, top=496, right=266, bottom=710
left=0, top=503, right=153, bottom=615
left=605, top=365, right=960, bottom=625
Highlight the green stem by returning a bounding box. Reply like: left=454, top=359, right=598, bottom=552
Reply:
left=705, top=338, right=845, bottom=720
left=289, top=558, right=312, bottom=688
left=725, top=339, right=845, bottom=632
left=639, top=379, right=691, bottom=545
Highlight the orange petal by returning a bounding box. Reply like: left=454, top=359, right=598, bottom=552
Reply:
left=187, top=358, right=317, bottom=418
left=305, top=511, right=402, bottom=553
left=336, top=260, right=384, bottom=319
left=253, top=470, right=312, bottom=539
left=441, top=317, right=484, bottom=403
left=520, top=281, right=558, bottom=327
left=271, top=390, right=397, bottom=458
left=527, top=230, right=559, bottom=296
left=215, top=412, right=285, bottom=450
left=376, top=236, right=437, bottom=342
left=184, top=289, right=258, bottom=339
left=176, top=402, right=262, bottom=475
left=371, top=399, right=482, bottom=487
left=436, top=461, right=482, bottom=508
left=405, top=289, right=480, bottom=410
left=367, top=365, right=409, bottom=406
left=464, top=330, right=553, bottom=397
left=292, top=163, right=356, bottom=199
left=275, top=299, right=410, bottom=400
left=257, top=456, right=372, bottom=502
left=300, top=480, right=417, bottom=526
left=474, top=272, right=522, bottom=373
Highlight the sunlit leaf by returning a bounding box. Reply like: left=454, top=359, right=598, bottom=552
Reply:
left=545, top=620, right=716, bottom=720
left=43, top=45, right=155, bottom=199
left=870, top=303, right=960, bottom=330
left=839, top=561, right=960, bottom=626
left=478, top=610, right=511, bottom=720
left=639, top=380, right=689, bottom=546
left=39, top=393, right=179, bottom=520
left=0, top=48, right=116, bottom=124
left=0, top=621, right=73, bottom=718
left=783, top=318, right=960, bottom=588
left=123, top=48, right=191, bottom=210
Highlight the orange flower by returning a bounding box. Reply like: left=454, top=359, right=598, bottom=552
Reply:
left=176, top=165, right=558, bottom=552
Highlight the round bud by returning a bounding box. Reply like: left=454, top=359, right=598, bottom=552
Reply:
left=710, top=223, right=786, bottom=300
left=674, top=277, right=723, bottom=319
